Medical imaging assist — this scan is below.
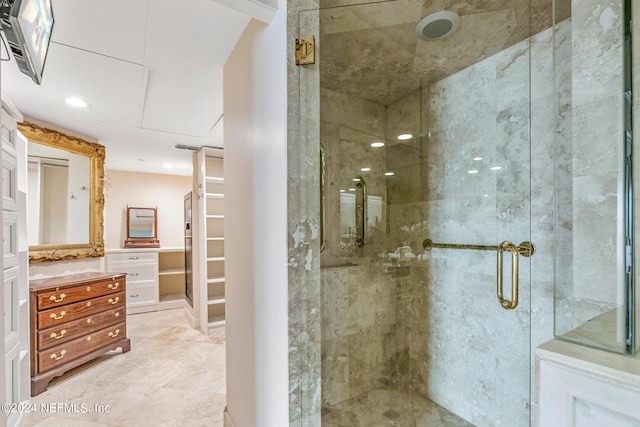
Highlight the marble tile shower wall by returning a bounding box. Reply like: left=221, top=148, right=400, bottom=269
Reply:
left=319, top=87, right=411, bottom=406
left=567, top=0, right=625, bottom=329
left=288, top=2, right=322, bottom=425
left=386, top=35, right=534, bottom=427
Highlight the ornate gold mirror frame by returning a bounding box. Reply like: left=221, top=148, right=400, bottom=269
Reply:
left=19, top=122, right=105, bottom=263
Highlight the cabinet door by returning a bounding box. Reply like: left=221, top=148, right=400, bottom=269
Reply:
left=2, top=151, right=17, bottom=212
left=3, top=267, right=19, bottom=351
left=3, top=212, right=18, bottom=269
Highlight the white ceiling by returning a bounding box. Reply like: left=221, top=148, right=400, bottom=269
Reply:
left=2, top=0, right=276, bottom=176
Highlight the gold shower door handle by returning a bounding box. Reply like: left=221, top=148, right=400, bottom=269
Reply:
left=320, top=144, right=327, bottom=253
left=421, top=237, right=534, bottom=310
left=355, top=176, right=367, bottom=247
left=496, top=241, right=519, bottom=310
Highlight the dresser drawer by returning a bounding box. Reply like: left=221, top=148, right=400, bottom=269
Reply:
left=107, top=252, right=157, bottom=264
left=37, top=322, right=126, bottom=374
left=37, top=276, right=125, bottom=310
left=126, top=285, right=156, bottom=306
left=37, top=291, right=126, bottom=329
left=37, top=307, right=125, bottom=350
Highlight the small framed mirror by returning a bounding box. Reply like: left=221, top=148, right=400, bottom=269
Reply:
left=124, top=206, right=160, bottom=248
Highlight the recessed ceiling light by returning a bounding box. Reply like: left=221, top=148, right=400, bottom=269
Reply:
left=360, top=167, right=371, bottom=172
left=468, top=170, right=479, bottom=174
left=384, top=171, right=395, bottom=176
left=371, top=141, right=385, bottom=148
left=340, top=189, right=345, bottom=193
left=473, top=157, right=483, bottom=161
left=490, top=166, right=502, bottom=171
left=349, top=188, right=356, bottom=192
left=64, top=97, right=89, bottom=108
left=397, top=133, right=413, bottom=141
left=162, top=163, right=174, bottom=169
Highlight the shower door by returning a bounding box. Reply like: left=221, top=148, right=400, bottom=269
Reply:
left=299, top=1, right=535, bottom=425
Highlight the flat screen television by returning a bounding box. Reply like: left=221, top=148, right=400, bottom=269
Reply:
left=0, top=0, right=54, bottom=85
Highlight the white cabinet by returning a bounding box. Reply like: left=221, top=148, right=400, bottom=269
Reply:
left=537, top=340, right=640, bottom=427
left=105, top=248, right=185, bottom=314
left=2, top=96, right=29, bottom=427
left=192, top=147, right=225, bottom=335
left=106, top=251, right=158, bottom=314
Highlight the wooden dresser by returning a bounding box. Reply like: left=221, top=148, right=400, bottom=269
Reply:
left=29, top=272, right=131, bottom=396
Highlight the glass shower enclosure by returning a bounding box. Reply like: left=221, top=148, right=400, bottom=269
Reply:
left=295, top=0, right=635, bottom=425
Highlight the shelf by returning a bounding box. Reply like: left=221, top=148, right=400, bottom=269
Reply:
left=206, top=176, right=224, bottom=183
left=207, top=237, right=224, bottom=241
left=208, top=276, right=225, bottom=284
left=159, top=293, right=184, bottom=303
left=207, top=214, right=224, bottom=219
left=206, top=193, right=224, bottom=199
left=158, top=293, right=184, bottom=310
left=159, top=268, right=184, bottom=276
left=208, top=316, right=226, bottom=328
left=156, top=247, right=185, bottom=253
left=207, top=256, right=225, bottom=262
left=208, top=296, right=226, bottom=305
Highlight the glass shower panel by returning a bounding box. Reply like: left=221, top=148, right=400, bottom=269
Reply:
left=311, top=1, right=533, bottom=425
left=552, top=0, right=635, bottom=355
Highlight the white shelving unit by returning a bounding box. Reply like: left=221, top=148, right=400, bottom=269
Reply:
left=2, top=96, right=29, bottom=426
left=193, top=147, right=225, bottom=335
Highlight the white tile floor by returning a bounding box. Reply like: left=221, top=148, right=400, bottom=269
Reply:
left=22, top=308, right=226, bottom=427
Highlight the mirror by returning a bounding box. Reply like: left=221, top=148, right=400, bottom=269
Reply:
left=124, top=206, right=159, bottom=248
left=19, top=121, right=105, bottom=263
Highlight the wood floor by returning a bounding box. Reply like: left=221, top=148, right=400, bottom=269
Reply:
left=21, top=308, right=226, bottom=427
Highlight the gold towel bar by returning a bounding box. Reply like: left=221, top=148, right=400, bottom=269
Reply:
left=422, top=238, right=535, bottom=310
left=422, top=239, right=535, bottom=257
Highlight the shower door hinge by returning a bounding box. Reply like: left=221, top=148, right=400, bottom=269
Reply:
left=295, top=36, right=315, bottom=66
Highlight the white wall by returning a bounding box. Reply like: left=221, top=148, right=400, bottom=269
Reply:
left=104, top=169, right=191, bottom=249
left=223, top=5, right=288, bottom=427
left=30, top=169, right=190, bottom=278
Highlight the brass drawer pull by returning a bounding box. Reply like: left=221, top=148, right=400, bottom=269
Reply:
left=49, top=294, right=65, bottom=303
left=108, top=329, right=120, bottom=338
left=50, top=311, right=66, bottom=320
left=50, top=329, right=66, bottom=340
left=129, top=256, right=139, bottom=260
left=108, top=297, right=120, bottom=305
left=108, top=282, right=120, bottom=290
left=50, top=350, right=66, bottom=361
